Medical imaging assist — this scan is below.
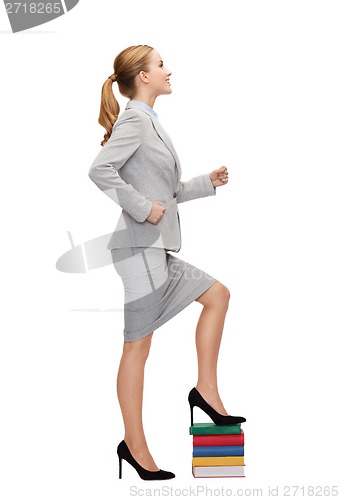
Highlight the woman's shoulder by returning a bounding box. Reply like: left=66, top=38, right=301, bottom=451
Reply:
left=115, top=107, right=151, bottom=129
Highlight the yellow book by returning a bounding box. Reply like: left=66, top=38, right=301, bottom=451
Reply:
left=192, top=456, right=244, bottom=466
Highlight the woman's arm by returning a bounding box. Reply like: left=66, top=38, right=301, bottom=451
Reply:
left=176, top=173, right=216, bottom=204
left=88, top=110, right=152, bottom=223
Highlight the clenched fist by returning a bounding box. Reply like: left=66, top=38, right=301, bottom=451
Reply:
left=209, top=166, right=229, bottom=188
left=146, top=201, right=166, bottom=224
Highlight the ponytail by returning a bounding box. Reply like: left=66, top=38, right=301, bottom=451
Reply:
left=98, top=73, right=120, bottom=147
left=97, top=45, right=154, bottom=147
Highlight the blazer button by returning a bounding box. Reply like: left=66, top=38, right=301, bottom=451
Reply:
left=173, top=192, right=177, bottom=198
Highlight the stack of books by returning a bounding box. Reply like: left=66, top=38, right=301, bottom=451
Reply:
left=189, top=422, right=245, bottom=478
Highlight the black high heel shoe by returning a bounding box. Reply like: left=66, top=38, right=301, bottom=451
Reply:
left=117, top=440, right=175, bottom=480
left=188, top=387, right=246, bottom=426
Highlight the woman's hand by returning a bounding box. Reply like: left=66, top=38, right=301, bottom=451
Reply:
left=146, top=201, right=166, bottom=224
left=209, top=166, right=229, bottom=188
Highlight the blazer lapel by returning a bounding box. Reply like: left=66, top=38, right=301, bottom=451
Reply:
left=125, top=100, right=182, bottom=183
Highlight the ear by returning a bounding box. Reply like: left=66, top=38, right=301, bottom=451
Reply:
left=137, top=71, right=149, bottom=84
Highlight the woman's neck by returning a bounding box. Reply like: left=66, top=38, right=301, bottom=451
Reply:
left=131, top=94, right=156, bottom=108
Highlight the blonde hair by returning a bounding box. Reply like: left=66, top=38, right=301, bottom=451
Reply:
left=98, top=44, right=155, bottom=146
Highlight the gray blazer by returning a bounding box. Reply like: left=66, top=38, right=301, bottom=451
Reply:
left=88, top=100, right=216, bottom=252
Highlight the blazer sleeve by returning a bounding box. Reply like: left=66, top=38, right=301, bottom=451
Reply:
left=88, top=111, right=153, bottom=223
left=176, top=173, right=216, bottom=204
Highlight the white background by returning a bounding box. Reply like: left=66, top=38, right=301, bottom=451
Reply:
left=1, top=1, right=340, bottom=498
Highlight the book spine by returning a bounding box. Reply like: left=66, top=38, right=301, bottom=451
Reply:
left=192, top=456, right=245, bottom=466
left=193, top=445, right=244, bottom=457
left=193, top=432, right=244, bottom=446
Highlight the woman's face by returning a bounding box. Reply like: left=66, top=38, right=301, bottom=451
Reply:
left=142, top=50, right=172, bottom=96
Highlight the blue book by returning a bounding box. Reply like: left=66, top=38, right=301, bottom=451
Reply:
left=193, top=445, right=244, bottom=457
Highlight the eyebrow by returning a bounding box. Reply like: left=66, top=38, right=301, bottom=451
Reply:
left=159, top=60, right=163, bottom=63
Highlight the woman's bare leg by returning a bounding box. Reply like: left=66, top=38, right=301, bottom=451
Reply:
left=194, top=281, right=231, bottom=414
left=117, top=332, right=160, bottom=471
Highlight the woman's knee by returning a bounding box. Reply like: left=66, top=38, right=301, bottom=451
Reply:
left=196, top=281, right=230, bottom=308
left=213, top=282, right=230, bottom=308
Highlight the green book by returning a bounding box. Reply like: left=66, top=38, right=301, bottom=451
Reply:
left=189, top=423, right=242, bottom=435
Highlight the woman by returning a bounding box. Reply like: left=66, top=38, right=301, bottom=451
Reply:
left=88, top=45, right=246, bottom=481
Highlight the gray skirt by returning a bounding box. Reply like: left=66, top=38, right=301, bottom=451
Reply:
left=111, top=247, right=218, bottom=342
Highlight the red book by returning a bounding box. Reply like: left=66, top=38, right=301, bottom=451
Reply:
left=193, top=430, right=244, bottom=447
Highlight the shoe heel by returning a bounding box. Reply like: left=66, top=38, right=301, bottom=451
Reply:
left=118, top=455, right=122, bottom=479
left=190, top=404, right=194, bottom=426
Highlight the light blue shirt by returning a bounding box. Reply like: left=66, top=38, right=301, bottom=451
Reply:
left=129, top=100, right=158, bottom=119
left=128, top=100, right=215, bottom=194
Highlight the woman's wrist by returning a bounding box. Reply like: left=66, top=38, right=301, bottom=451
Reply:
left=209, top=174, right=216, bottom=193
